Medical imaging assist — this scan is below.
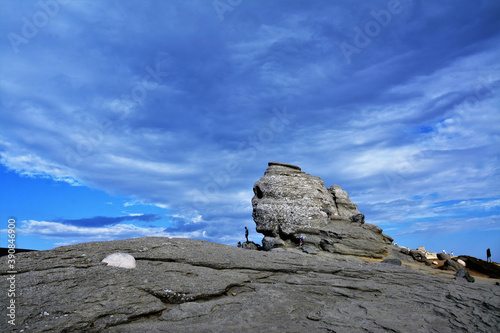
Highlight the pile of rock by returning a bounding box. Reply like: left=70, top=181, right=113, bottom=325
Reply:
left=251, top=162, right=393, bottom=257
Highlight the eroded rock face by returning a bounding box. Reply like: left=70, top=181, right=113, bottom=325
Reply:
left=252, top=162, right=392, bottom=257
left=1, top=237, right=498, bottom=332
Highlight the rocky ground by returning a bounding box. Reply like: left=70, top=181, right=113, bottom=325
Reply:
left=1, top=237, right=499, bottom=332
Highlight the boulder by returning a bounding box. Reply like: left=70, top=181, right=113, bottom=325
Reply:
left=400, top=247, right=410, bottom=255
left=455, top=268, right=475, bottom=283
left=102, top=253, right=136, bottom=269
left=438, top=253, right=451, bottom=260
left=410, top=250, right=427, bottom=262
left=442, top=259, right=462, bottom=272
left=251, top=162, right=392, bottom=258
left=242, top=241, right=260, bottom=250
left=1, top=237, right=498, bottom=332
left=457, top=259, right=466, bottom=267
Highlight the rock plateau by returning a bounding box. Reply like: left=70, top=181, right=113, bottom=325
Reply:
left=1, top=237, right=499, bottom=332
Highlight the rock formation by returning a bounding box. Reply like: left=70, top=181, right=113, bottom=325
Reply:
left=457, top=255, right=500, bottom=279
left=1, top=237, right=499, bottom=332
left=252, top=162, right=393, bottom=257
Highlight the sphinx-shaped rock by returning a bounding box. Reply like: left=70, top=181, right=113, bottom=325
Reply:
left=252, top=162, right=393, bottom=257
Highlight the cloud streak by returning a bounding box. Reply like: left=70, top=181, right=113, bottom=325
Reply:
left=56, top=214, right=161, bottom=227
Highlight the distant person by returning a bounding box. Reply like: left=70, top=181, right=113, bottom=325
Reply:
left=299, top=238, right=303, bottom=247
left=237, top=241, right=242, bottom=248
left=245, top=227, right=249, bottom=242
left=442, top=250, right=446, bottom=254
left=451, top=251, right=454, bottom=257
left=487, top=248, right=492, bottom=263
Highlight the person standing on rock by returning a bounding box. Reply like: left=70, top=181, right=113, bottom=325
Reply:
left=487, top=248, right=492, bottom=263
left=245, top=227, right=249, bottom=242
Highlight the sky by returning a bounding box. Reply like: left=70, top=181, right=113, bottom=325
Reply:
left=0, top=0, right=499, bottom=261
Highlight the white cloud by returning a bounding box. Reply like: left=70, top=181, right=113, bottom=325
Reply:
left=13, top=220, right=204, bottom=243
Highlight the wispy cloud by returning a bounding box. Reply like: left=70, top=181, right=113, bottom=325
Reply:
left=16, top=220, right=204, bottom=243
left=56, top=214, right=161, bottom=227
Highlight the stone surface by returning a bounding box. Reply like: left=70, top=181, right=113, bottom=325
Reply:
left=437, top=253, right=451, bottom=260
left=102, top=253, right=136, bottom=269
left=410, top=249, right=427, bottom=262
left=251, top=162, right=392, bottom=257
left=380, top=258, right=402, bottom=266
left=455, top=268, right=475, bottom=283
left=241, top=241, right=260, bottom=250
left=1, top=237, right=499, bottom=332
left=442, top=259, right=462, bottom=272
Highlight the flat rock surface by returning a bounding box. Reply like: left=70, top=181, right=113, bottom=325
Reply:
left=1, top=237, right=499, bottom=332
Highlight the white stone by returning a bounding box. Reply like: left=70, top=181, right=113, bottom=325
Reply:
left=457, top=259, right=466, bottom=267
left=102, top=253, right=136, bottom=269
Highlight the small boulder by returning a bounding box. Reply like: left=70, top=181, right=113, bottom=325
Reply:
left=455, top=268, right=475, bottom=283
left=437, top=253, right=451, bottom=260
left=457, top=259, right=466, bottom=267
left=102, top=253, right=136, bottom=269
left=242, top=241, right=260, bottom=250
left=442, top=259, right=461, bottom=272
left=410, top=250, right=427, bottom=262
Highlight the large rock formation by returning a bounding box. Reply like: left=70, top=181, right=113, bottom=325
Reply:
left=1, top=237, right=499, bottom=332
left=252, top=162, right=393, bottom=257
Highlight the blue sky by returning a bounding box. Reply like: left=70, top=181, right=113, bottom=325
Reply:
left=1, top=0, right=499, bottom=261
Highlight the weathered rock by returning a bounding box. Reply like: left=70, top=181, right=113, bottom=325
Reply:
left=442, top=259, right=462, bottom=272
left=251, top=162, right=392, bottom=258
left=1, top=237, right=498, bottom=332
left=301, top=244, right=318, bottom=254
left=437, top=253, right=451, bottom=260
left=386, top=245, right=415, bottom=263
left=400, top=247, right=410, bottom=255
left=457, top=256, right=500, bottom=279
left=455, top=268, right=475, bottom=283
left=410, top=249, right=427, bottom=262
left=457, top=259, right=466, bottom=267
left=327, top=185, right=361, bottom=217
left=350, top=213, right=365, bottom=224
left=102, top=253, right=136, bottom=269
left=242, top=241, right=260, bottom=250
